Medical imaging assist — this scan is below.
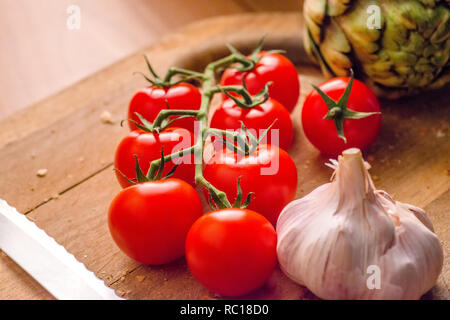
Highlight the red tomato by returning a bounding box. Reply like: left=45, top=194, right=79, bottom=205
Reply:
left=203, top=144, right=298, bottom=226
left=114, top=127, right=195, bottom=188
left=128, top=83, right=201, bottom=132
left=109, top=179, right=203, bottom=265
left=185, top=209, right=277, bottom=297
left=302, top=77, right=382, bottom=156
left=210, top=97, right=294, bottom=150
left=220, top=52, right=299, bottom=113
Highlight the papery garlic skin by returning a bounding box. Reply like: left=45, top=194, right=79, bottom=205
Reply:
left=277, top=148, right=443, bottom=300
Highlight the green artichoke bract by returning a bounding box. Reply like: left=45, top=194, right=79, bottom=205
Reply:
left=303, top=0, right=450, bottom=98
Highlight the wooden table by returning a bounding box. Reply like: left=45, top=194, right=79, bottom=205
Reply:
left=0, top=12, right=448, bottom=300
left=0, top=0, right=300, bottom=120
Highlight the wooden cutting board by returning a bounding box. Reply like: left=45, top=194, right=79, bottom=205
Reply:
left=0, top=12, right=448, bottom=300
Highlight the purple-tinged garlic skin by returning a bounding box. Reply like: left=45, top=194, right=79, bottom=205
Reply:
left=277, top=148, right=443, bottom=300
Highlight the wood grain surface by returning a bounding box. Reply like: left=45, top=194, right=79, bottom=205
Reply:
left=0, top=12, right=448, bottom=300
left=0, top=0, right=301, bottom=120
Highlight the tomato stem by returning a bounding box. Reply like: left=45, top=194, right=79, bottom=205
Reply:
left=146, top=48, right=259, bottom=209
left=119, top=150, right=183, bottom=185
left=136, top=55, right=205, bottom=88
left=162, top=67, right=205, bottom=84
left=208, top=85, right=253, bottom=105
left=151, top=109, right=200, bottom=129
left=146, top=145, right=196, bottom=179
left=312, top=72, right=381, bottom=142
left=212, top=81, right=272, bottom=110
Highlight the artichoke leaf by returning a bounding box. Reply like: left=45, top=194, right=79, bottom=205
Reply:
left=338, top=0, right=382, bottom=61
left=304, top=0, right=327, bottom=43
left=303, top=0, right=450, bottom=97
left=321, top=19, right=353, bottom=76
left=327, top=0, right=352, bottom=17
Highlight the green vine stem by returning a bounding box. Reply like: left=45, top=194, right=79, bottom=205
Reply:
left=151, top=109, right=200, bottom=129
left=145, top=50, right=259, bottom=209
left=162, top=67, right=205, bottom=84
left=209, top=81, right=272, bottom=109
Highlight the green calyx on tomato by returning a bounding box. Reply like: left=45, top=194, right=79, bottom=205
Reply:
left=135, top=54, right=205, bottom=88
left=226, top=36, right=285, bottom=72
left=208, top=177, right=254, bottom=211
left=220, top=80, right=273, bottom=109
left=115, top=149, right=180, bottom=185
left=312, top=72, right=381, bottom=143
left=208, top=120, right=276, bottom=157
left=125, top=108, right=198, bottom=134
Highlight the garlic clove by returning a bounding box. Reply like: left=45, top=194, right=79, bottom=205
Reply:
left=276, top=148, right=443, bottom=300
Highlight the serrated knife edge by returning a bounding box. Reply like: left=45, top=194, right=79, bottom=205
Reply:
left=0, top=199, right=124, bottom=300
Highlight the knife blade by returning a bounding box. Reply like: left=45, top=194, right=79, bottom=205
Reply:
left=0, top=199, right=123, bottom=300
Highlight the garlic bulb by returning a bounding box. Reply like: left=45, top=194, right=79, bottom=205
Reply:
left=277, top=148, right=443, bottom=300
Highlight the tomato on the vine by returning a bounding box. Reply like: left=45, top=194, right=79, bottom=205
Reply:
left=203, top=144, right=298, bottom=226
left=220, top=52, right=299, bottom=113
left=114, top=127, right=195, bottom=188
left=302, top=76, right=381, bottom=156
left=128, top=82, right=201, bottom=132
left=185, top=208, right=277, bottom=297
left=109, top=178, right=203, bottom=265
left=210, top=97, right=294, bottom=150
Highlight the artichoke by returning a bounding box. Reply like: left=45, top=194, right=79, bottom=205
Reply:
left=303, top=0, right=450, bottom=98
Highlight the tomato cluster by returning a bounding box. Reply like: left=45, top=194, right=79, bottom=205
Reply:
left=107, top=42, right=382, bottom=298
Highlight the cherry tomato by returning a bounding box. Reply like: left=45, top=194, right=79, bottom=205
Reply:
left=128, top=83, right=201, bottom=132
left=210, top=97, right=294, bottom=150
left=203, top=144, right=297, bottom=226
left=185, top=209, right=277, bottom=297
left=220, top=52, right=299, bottom=113
left=114, top=127, right=195, bottom=188
left=302, top=77, right=382, bottom=156
left=109, top=178, right=203, bottom=265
